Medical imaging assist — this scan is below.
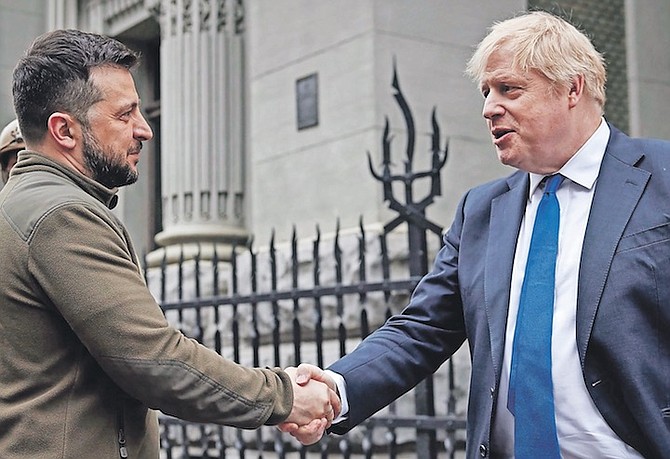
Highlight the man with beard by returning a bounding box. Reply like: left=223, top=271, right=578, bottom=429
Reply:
left=0, top=29, right=339, bottom=458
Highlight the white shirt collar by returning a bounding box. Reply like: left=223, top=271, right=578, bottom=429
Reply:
left=528, top=118, right=610, bottom=198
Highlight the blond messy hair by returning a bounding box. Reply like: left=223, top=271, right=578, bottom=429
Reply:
left=465, top=11, right=607, bottom=109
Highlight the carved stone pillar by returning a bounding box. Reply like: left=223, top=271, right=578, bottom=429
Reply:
left=47, top=0, right=79, bottom=29
left=151, top=0, right=248, bottom=263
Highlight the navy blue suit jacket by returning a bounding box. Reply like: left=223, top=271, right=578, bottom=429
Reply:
left=328, top=125, right=670, bottom=458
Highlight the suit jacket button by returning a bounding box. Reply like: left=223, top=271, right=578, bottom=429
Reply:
left=479, top=443, right=488, bottom=457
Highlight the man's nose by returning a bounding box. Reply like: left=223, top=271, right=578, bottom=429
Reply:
left=482, top=93, right=504, bottom=120
left=135, top=113, right=154, bottom=141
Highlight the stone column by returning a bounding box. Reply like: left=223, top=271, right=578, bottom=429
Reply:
left=47, top=0, right=79, bottom=29
left=151, top=0, right=248, bottom=264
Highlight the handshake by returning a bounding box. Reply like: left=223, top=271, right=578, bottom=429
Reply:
left=278, top=363, right=341, bottom=445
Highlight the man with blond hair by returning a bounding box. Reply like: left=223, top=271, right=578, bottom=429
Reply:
left=281, top=11, right=670, bottom=458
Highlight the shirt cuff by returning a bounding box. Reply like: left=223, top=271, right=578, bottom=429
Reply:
left=325, top=369, right=349, bottom=423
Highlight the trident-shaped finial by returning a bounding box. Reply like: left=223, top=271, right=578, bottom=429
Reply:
left=367, top=62, right=448, bottom=236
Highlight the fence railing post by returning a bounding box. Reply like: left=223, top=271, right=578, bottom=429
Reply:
left=367, top=63, right=449, bottom=459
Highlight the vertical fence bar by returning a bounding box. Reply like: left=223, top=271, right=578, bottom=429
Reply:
left=231, top=243, right=240, bottom=363
left=446, top=359, right=457, bottom=459
left=229, top=243, right=239, bottom=459
left=313, top=226, right=324, bottom=368
left=291, top=227, right=301, bottom=364
left=357, top=218, right=369, bottom=339
left=194, top=245, right=203, bottom=343
left=334, top=220, right=346, bottom=358
left=212, top=245, right=222, bottom=355
left=251, top=242, right=260, bottom=367
left=270, top=232, right=281, bottom=367
left=313, top=226, right=330, bottom=459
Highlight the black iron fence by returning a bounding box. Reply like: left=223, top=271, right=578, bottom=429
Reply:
left=147, top=67, right=468, bottom=458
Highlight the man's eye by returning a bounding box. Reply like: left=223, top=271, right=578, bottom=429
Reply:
left=481, top=88, right=490, bottom=98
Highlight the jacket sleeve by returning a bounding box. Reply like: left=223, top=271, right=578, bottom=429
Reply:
left=27, top=202, right=293, bottom=428
left=328, top=194, right=469, bottom=433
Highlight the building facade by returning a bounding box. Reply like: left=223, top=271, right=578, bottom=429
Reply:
left=1, top=0, right=669, bottom=453
left=2, top=0, right=669, bottom=261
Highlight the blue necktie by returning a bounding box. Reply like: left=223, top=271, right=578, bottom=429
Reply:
left=508, top=174, right=564, bottom=458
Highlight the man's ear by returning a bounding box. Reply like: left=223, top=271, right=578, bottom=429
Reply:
left=47, top=112, right=78, bottom=150
left=567, top=74, right=585, bottom=108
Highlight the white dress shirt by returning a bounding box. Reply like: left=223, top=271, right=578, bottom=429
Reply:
left=330, top=119, right=643, bottom=458
left=491, top=119, right=642, bottom=458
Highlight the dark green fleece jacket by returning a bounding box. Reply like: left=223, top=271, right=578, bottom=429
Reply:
left=0, top=152, right=292, bottom=458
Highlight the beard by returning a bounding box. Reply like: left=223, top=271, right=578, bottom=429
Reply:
left=82, top=127, right=140, bottom=189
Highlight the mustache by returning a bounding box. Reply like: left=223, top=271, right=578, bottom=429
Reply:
left=128, top=142, right=143, bottom=155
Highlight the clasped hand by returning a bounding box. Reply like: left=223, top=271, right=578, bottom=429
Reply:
left=279, top=364, right=340, bottom=445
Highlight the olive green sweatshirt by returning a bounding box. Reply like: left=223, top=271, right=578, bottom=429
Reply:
left=0, top=152, right=292, bottom=458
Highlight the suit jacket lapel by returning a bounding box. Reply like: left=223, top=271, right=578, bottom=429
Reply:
left=486, top=172, right=527, bottom=381
left=576, top=127, right=650, bottom=365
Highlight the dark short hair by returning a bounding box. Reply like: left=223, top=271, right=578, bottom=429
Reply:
left=12, top=29, right=140, bottom=143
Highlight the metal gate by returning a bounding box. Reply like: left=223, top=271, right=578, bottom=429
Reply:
left=149, top=67, right=468, bottom=458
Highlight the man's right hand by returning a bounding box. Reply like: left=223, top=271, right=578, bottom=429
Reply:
left=278, top=364, right=340, bottom=445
